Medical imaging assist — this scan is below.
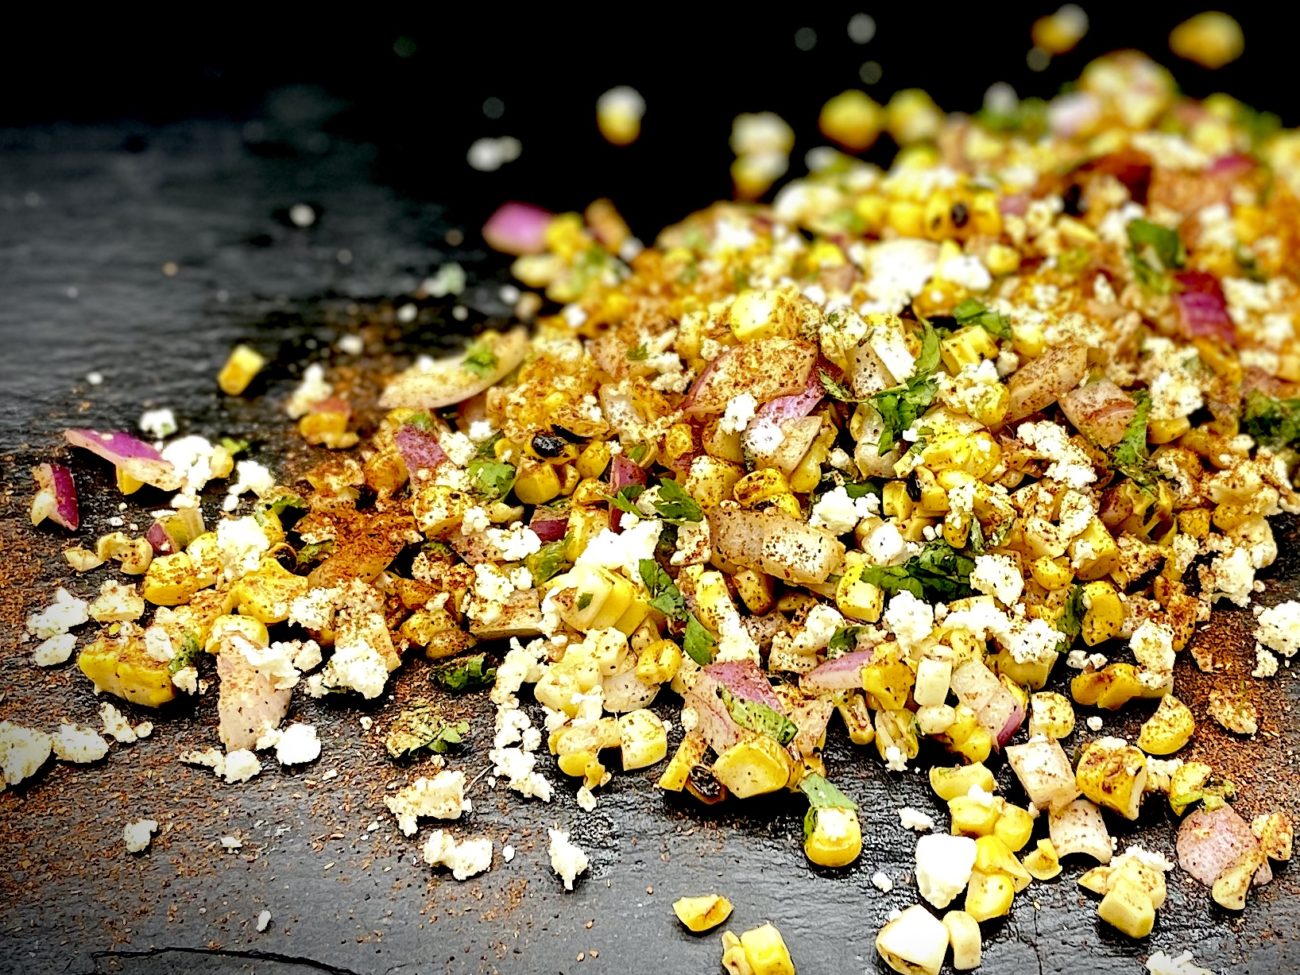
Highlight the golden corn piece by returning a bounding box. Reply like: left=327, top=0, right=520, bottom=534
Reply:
left=994, top=804, right=1035, bottom=853
left=1137, top=694, right=1195, bottom=755
left=733, top=569, right=776, bottom=615
left=1097, top=876, right=1156, bottom=938
left=863, top=660, right=914, bottom=711
left=217, top=344, right=266, bottom=395
left=882, top=481, right=913, bottom=520
left=728, top=289, right=791, bottom=343
left=141, top=552, right=201, bottom=606
left=733, top=469, right=791, bottom=508
left=1080, top=581, right=1123, bottom=645
left=298, top=408, right=358, bottom=449
left=635, top=639, right=682, bottom=684
left=835, top=556, right=884, bottom=622
left=712, top=735, right=793, bottom=798
left=943, top=911, right=981, bottom=971
left=77, top=633, right=176, bottom=707
left=205, top=613, right=269, bottom=652
left=1022, top=839, right=1062, bottom=881
left=233, top=557, right=310, bottom=624
left=513, top=458, right=561, bottom=505
left=804, top=806, right=863, bottom=868
left=657, top=732, right=707, bottom=792
left=940, top=326, right=999, bottom=373
left=576, top=441, right=612, bottom=479
left=950, top=794, right=1002, bottom=837
left=412, top=485, right=472, bottom=537
left=836, top=692, right=875, bottom=746
left=737, top=922, right=795, bottom=975
left=1071, top=663, right=1162, bottom=711
left=1010, top=322, right=1046, bottom=358
left=1076, top=740, right=1148, bottom=820
left=1170, top=11, right=1244, bottom=69
left=964, top=870, right=1015, bottom=922
left=684, top=456, right=744, bottom=509
left=618, top=708, right=668, bottom=770
left=552, top=565, right=649, bottom=635
left=985, top=243, right=1020, bottom=276
left=930, top=762, right=995, bottom=801
left=974, top=834, right=1032, bottom=891
left=673, top=894, right=733, bottom=933
left=1031, top=556, right=1073, bottom=591
left=1028, top=691, right=1075, bottom=739
left=876, top=905, right=949, bottom=975
left=819, top=89, right=883, bottom=151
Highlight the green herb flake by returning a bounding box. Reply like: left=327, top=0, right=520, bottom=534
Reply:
left=462, top=343, right=499, bottom=378
left=1111, top=389, right=1157, bottom=488
left=652, top=479, right=703, bottom=523
left=800, top=773, right=858, bottom=811
left=405, top=411, right=436, bottom=432
left=627, top=344, right=649, bottom=362
left=385, top=704, right=471, bottom=758
left=431, top=653, right=497, bottom=693
left=719, top=688, right=797, bottom=746
left=820, top=369, right=862, bottom=403
left=525, top=536, right=572, bottom=584
left=219, top=437, right=250, bottom=456
left=607, top=484, right=645, bottom=516
left=639, top=558, right=714, bottom=664
left=295, top=539, right=335, bottom=567
left=1242, top=390, right=1300, bottom=450
left=859, top=540, right=975, bottom=602
left=576, top=592, right=593, bottom=611
left=467, top=459, right=516, bottom=500
left=1126, top=219, right=1185, bottom=293
left=952, top=298, right=1013, bottom=340
left=1055, top=584, right=1086, bottom=645
left=168, top=633, right=202, bottom=676
left=826, top=626, right=865, bottom=657
left=867, top=319, right=942, bottom=455
left=682, top=614, right=718, bottom=666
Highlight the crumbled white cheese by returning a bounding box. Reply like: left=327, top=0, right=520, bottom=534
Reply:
left=1130, top=620, right=1176, bottom=676
left=139, top=407, right=178, bottom=439
left=864, top=521, right=909, bottom=565
left=810, top=486, right=875, bottom=535
left=32, top=632, right=77, bottom=666
left=385, top=771, right=470, bottom=836
left=462, top=505, right=491, bottom=534
left=52, top=723, right=109, bottom=763
left=311, top=639, right=390, bottom=700
left=870, top=871, right=894, bottom=893
left=897, top=807, right=935, bottom=832
left=485, top=524, right=543, bottom=562
left=123, top=819, right=158, bottom=854
left=222, top=459, right=275, bottom=512
left=1086, top=716, right=1104, bottom=732
left=574, top=518, right=662, bottom=583
left=289, top=586, right=339, bottom=633
left=256, top=909, right=273, bottom=933
left=1255, top=600, right=1300, bottom=658
left=1016, top=420, right=1096, bottom=489
left=1253, top=648, right=1279, bottom=679
left=215, top=516, right=271, bottom=582
left=914, top=834, right=977, bottom=909
left=223, top=749, right=262, bottom=784
left=161, top=435, right=220, bottom=497
left=286, top=363, right=332, bottom=419
left=970, top=554, right=1024, bottom=607
left=100, top=702, right=141, bottom=744
left=422, top=830, right=494, bottom=880
left=25, top=587, right=89, bottom=639
left=719, top=392, right=758, bottom=435
left=547, top=828, right=590, bottom=891
left=1146, top=950, right=1216, bottom=975
left=274, top=723, right=321, bottom=765
left=0, top=721, right=53, bottom=788
left=883, top=591, right=934, bottom=651
left=1150, top=370, right=1204, bottom=422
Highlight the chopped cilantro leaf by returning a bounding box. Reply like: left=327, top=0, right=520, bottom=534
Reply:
left=1126, top=219, right=1185, bottom=293
left=820, top=369, right=862, bottom=402
left=431, top=653, right=496, bottom=692
left=627, top=345, right=649, bottom=362
left=682, top=615, right=717, bottom=666
left=953, top=298, right=1013, bottom=340
left=1111, top=390, right=1157, bottom=488
left=576, top=592, right=593, bottom=610
left=168, top=633, right=202, bottom=675
left=638, top=558, right=714, bottom=664
left=525, top=536, right=572, bottom=584
left=800, top=773, right=858, bottom=811
left=462, top=343, right=499, bottom=378
left=1242, top=390, right=1300, bottom=450
left=827, top=626, right=865, bottom=657
left=607, top=484, right=645, bottom=515
left=869, top=318, right=941, bottom=454
left=219, top=436, right=250, bottom=456
left=719, top=688, right=797, bottom=745
left=860, top=540, right=975, bottom=602
left=386, top=707, right=470, bottom=759
left=652, top=479, right=703, bottom=523
left=467, top=459, right=516, bottom=500
left=1056, top=584, right=1085, bottom=646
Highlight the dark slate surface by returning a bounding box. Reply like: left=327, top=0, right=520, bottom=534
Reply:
left=1, top=90, right=1297, bottom=975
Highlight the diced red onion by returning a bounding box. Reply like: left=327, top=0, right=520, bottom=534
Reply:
left=529, top=507, right=570, bottom=542
left=801, top=649, right=874, bottom=693
left=63, top=428, right=177, bottom=490
left=395, top=424, right=448, bottom=478
left=682, top=340, right=817, bottom=416
left=145, top=521, right=175, bottom=554
left=755, top=361, right=829, bottom=423
left=30, top=463, right=79, bottom=531
left=1209, top=153, right=1254, bottom=179
left=483, top=202, right=552, bottom=256
left=607, top=455, right=647, bottom=533
left=950, top=660, right=1019, bottom=751
left=683, top=675, right=743, bottom=755
left=998, top=193, right=1030, bottom=217
left=145, top=508, right=204, bottom=555
left=997, top=701, right=1026, bottom=748
left=1173, top=270, right=1235, bottom=344
left=704, top=659, right=784, bottom=712
left=1177, top=805, right=1272, bottom=887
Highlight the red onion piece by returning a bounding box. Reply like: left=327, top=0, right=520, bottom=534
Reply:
left=801, top=648, right=874, bottom=693
left=755, top=361, right=830, bottom=424
left=529, top=507, right=570, bottom=542
left=395, top=424, right=448, bottom=479
left=682, top=339, right=817, bottom=416
left=145, top=520, right=175, bottom=554
left=145, top=509, right=204, bottom=555
left=30, top=463, right=79, bottom=530
left=607, top=455, right=647, bottom=533
left=997, top=701, right=1026, bottom=748
left=63, top=428, right=177, bottom=490
left=704, top=659, right=784, bottom=712
left=483, top=202, right=552, bottom=256
left=950, top=660, right=1019, bottom=751
left=683, top=674, right=744, bottom=755
left=1209, top=153, right=1254, bottom=179
left=1174, top=270, right=1235, bottom=344
left=998, top=193, right=1030, bottom=217
left=1177, top=805, right=1273, bottom=887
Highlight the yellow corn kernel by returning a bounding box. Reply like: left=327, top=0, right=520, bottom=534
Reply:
left=943, top=910, right=982, bottom=971
left=1148, top=416, right=1191, bottom=444
left=875, top=708, right=920, bottom=764
left=1137, top=694, right=1195, bottom=755
left=765, top=492, right=803, bottom=519
left=1080, top=581, right=1123, bottom=645
left=729, top=289, right=788, bottom=343
left=721, top=931, right=750, bottom=975
left=77, top=634, right=176, bottom=708
left=836, top=557, right=884, bottom=622
left=570, top=476, right=607, bottom=508
left=950, top=795, right=1003, bottom=837
left=1076, top=740, right=1148, bottom=820
left=233, top=558, right=310, bottom=624
left=205, top=613, right=269, bottom=652
left=887, top=200, right=925, bottom=237
left=657, top=732, right=707, bottom=792
left=854, top=195, right=888, bottom=232
left=636, top=639, right=682, bottom=685
left=702, top=420, right=745, bottom=464
left=661, top=426, right=694, bottom=473
left=1097, top=876, right=1155, bottom=938
left=412, top=484, right=472, bottom=537
left=994, top=805, right=1036, bottom=853
left=298, top=408, right=358, bottom=449
left=619, top=708, right=668, bottom=770
left=733, top=569, right=776, bottom=615
left=733, top=469, right=791, bottom=508
left=805, top=239, right=847, bottom=271
left=1011, top=322, right=1046, bottom=358
left=684, top=456, right=744, bottom=509
left=949, top=726, right=993, bottom=764
left=964, top=870, right=1015, bottom=923
left=881, top=484, right=913, bottom=523
left=694, top=570, right=738, bottom=634
left=805, top=806, right=863, bottom=868
left=1069, top=518, right=1119, bottom=581
left=141, top=552, right=201, bottom=606
left=836, top=692, right=876, bottom=746
left=1029, top=691, right=1076, bottom=739
left=1070, top=662, right=1160, bottom=711
left=1022, top=839, right=1062, bottom=881
left=863, top=660, right=914, bottom=711
left=673, top=895, right=734, bottom=933
left=217, top=343, right=266, bottom=396
left=1031, top=556, right=1074, bottom=591
left=513, top=459, right=562, bottom=505
left=555, top=463, right=579, bottom=496
left=1170, top=11, right=1244, bottom=69
left=929, top=763, right=995, bottom=801
left=712, top=735, right=793, bottom=798
left=975, top=834, right=1032, bottom=891
left=738, top=923, right=796, bottom=975
left=985, top=243, right=1021, bottom=276
left=969, top=191, right=1002, bottom=236
left=940, top=326, right=1000, bottom=373
left=819, top=90, right=883, bottom=152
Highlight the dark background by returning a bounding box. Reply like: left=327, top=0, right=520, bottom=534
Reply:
left=2, top=7, right=1297, bottom=975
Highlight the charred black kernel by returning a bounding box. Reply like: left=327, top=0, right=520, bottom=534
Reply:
left=905, top=471, right=922, bottom=502
left=685, top=764, right=727, bottom=804
left=1063, top=183, right=1085, bottom=216
left=550, top=424, right=586, bottom=443
left=531, top=432, right=567, bottom=457
left=950, top=202, right=969, bottom=228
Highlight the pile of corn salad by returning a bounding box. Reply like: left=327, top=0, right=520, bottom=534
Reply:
left=10, top=47, right=1300, bottom=975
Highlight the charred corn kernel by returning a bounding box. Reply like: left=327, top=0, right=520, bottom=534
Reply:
left=1253, top=812, right=1294, bottom=861
left=557, top=749, right=597, bottom=778
left=805, top=240, right=847, bottom=273
left=186, top=533, right=222, bottom=588
left=863, top=660, right=914, bottom=711
left=940, top=327, right=999, bottom=373
left=298, top=408, right=358, bottom=449
left=1070, top=519, right=1118, bottom=580
left=765, top=492, right=803, bottom=518
left=118, top=537, right=153, bottom=575
left=942, top=911, right=981, bottom=971
left=555, top=463, right=579, bottom=496
left=513, top=459, right=561, bottom=505
left=1137, top=694, right=1195, bottom=755
left=1212, top=849, right=1262, bottom=910
left=916, top=704, right=955, bottom=735
left=964, top=870, right=1015, bottom=922
left=661, top=426, right=694, bottom=472
left=930, top=763, right=995, bottom=801
left=1011, top=322, right=1046, bottom=358
left=712, top=735, right=793, bottom=798
left=412, top=485, right=472, bottom=537
left=1029, top=691, right=1076, bottom=739
left=1031, top=556, right=1074, bottom=591
left=985, top=243, right=1021, bottom=276
left=1097, top=876, right=1155, bottom=938
left=232, top=558, right=310, bottom=624
left=805, top=806, right=863, bottom=868
left=1022, top=839, right=1062, bottom=881
left=1077, top=740, right=1148, bottom=820
left=684, top=456, right=744, bottom=509
left=733, top=469, right=791, bottom=508
left=596, top=86, right=644, bottom=146
left=940, top=703, right=978, bottom=745
left=950, top=795, right=1002, bottom=837
left=975, top=835, right=1032, bottom=891
left=836, top=560, right=884, bottom=622
left=571, top=476, right=607, bottom=507
left=994, top=805, right=1036, bottom=853
left=217, top=343, right=266, bottom=395
left=618, top=708, right=668, bottom=770
left=882, top=481, right=914, bottom=520
left=553, top=564, right=647, bottom=634
left=657, top=732, right=707, bottom=791
left=737, top=922, right=795, bottom=975
left=694, top=570, right=738, bottom=635
left=205, top=613, right=269, bottom=652
left=636, top=639, right=681, bottom=684
left=875, top=708, right=920, bottom=763
left=887, top=200, right=925, bottom=237
left=733, top=569, right=776, bottom=615
left=720, top=931, right=750, bottom=975
left=1168, top=761, right=1223, bottom=816
left=949, top=726, right=993, bottom=764
left=673, top=894, right=733, bottom=933
left=702, top=421, right=745, bottom=464
left=819, top=89, right=883, bottom=151
left=836, top=692, right=876, bottom=746
left=887, top=88, right=943, bottom=144
left=77, top=634, right=176, bottom=707
left=992, top=648, right=1054, bottom=690
left=1080, top=581, right=1123, bottom=645
left=1071, top=663, right=1156, bottom=711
